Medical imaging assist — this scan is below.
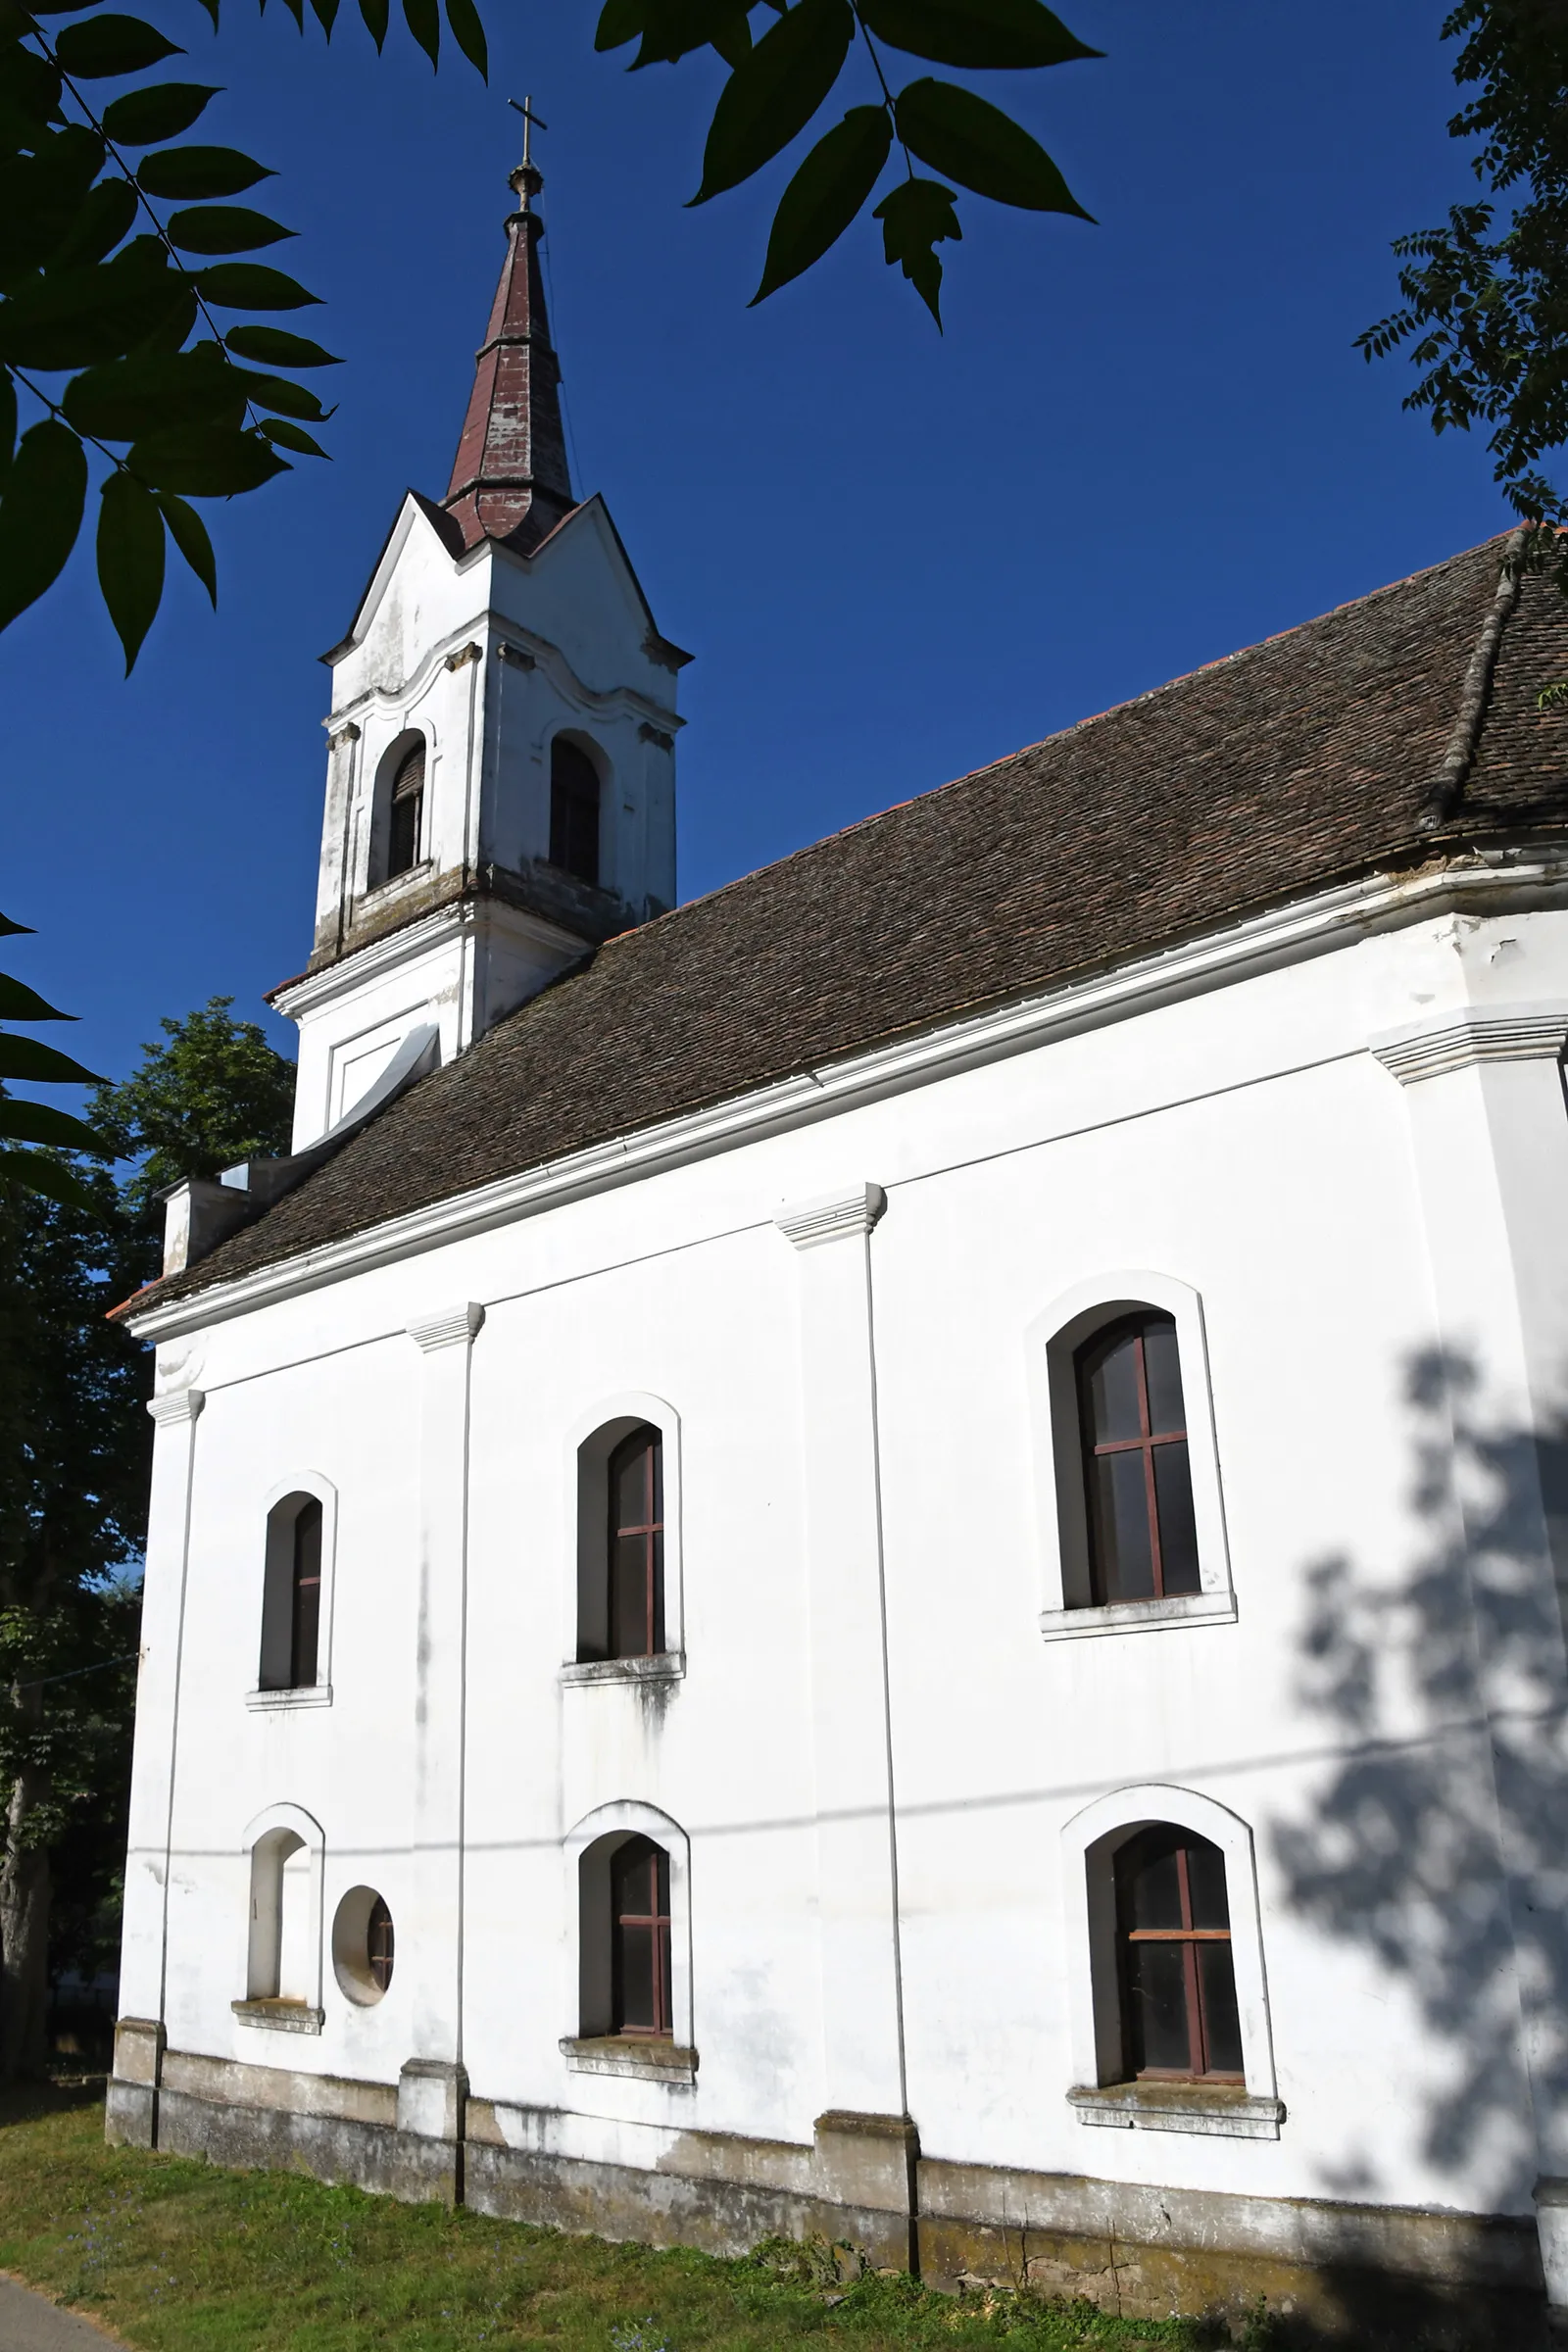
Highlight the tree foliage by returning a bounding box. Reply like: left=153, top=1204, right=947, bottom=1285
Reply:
left=0, top=1001, right=295, bottom=2076
left=90, top=992, right=295, bottom=1217
left=1, top=0, right=1101, bottom=670
left=0, top=911, right=107, bottom=1214
left=1361, top=0, right=1568, bottom=666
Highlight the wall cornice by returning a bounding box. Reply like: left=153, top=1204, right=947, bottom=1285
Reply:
left=1369, top=1002, right=1568, bottom=1085
left=775, top=1184, right=886, bottom=1250
left=326, top=610, right=681, bottom=739
left=126, top=845, right=1568, bottom=1344
left=408, top=1302, right=485, bottom=1352
left=273, top=897, right=584, bottom=1020
left=147, top=1388, right=205, bottom=1426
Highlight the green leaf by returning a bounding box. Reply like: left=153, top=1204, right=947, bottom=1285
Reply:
left=126, top=422, right=288, bottom=494
left=692, top=0, right=854, bottom=204
left=100, top=82, right=220, bottom=143
left=0, top=129, right=108, bottom=290
left=752, top=103, right=890, bottom=303
left=63, top=345, right=245, bottom=441
left=0, top=1099, right=106, bottom=1150
left=631, top=0, right=746, bottom=64
left=0, top=1032, right=101, bottom=1085
left=54, top=12, right=183, bottom=76
left=309, top=0, right=342, bottom=30
left=872, top=172, right=959, bottom=325
left=258, top=416, right=326, bottom=456
left=596, top=0, right=642, bottom=49
left=894, top=77, right=1092, bottom=214
left=401, top=0, right=438, bottom=63
left=0, top=1149, right=107, bottom=1213
left=45, top=175, right=139, bottom=270
left=0, top=51, right=62, bottom=149
left=230, top=368, right=327, bottom=418
left=0, top=419, right=86, bottom=633
left=96, top=467, right=166, bottom=670
left=442, top=0, right=486, bottom=74
left=710, top=10, right=750, bottom=65
left=192, top=262, right=320, bottom=309
left=357, top=0, right=388, bottom=46
left=0, top=973, right=75, bottom=1020
left=167, top=204, right=294, bottom=254
left=222, top=324, right=341, bottom=367
left=0, top=238, right=191, bottom=369
left=858, top=0, right=1099, bottom=69
left=154, top=488, right=216, bottom=604
left=0, top=916, right=36, bottom=939
left=0, top=373, right=14, bottom=483
left=137, top=145, right=273, bottom=199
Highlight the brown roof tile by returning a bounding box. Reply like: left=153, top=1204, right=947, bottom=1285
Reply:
left=147, top=532, right=1568, bottom=1310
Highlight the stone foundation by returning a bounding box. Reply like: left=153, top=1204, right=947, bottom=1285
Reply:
left=106, top=2027, right=1552, bottom=2347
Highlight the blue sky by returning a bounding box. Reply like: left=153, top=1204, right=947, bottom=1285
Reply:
left=5, top=1, right=1509, bottom=1085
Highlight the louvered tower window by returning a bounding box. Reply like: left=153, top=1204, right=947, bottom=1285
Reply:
left=549, top=738, right=601, bottom=886
left=387, top=743, right=425, bottom=878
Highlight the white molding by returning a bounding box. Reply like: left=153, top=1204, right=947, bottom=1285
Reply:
left=561, top=2035, right=697, bottom=2084
left=127, top=846, right=1568, bottom=1343
left=1038, top=1591, right=1237, bottom=1643
left=408, top=1302, right=485, bottom=1353
left=1060, top=1784, right=1277, bottom=2106
left=775, top=1183, right=886, bottom=1250
left=1067, top=2083, right=1283, bottom=2140
left=1369, top=1002, right=1568, bottom=1085
left=564, top=1801, right=693, bottom=2058
left=231, top=1999, right=323, bottom=2036
left=273, top=898, right=584, bottom=1021
left=246, top=1684, right=333, bottom=1712
left=1026, top=1272, right=1231, bottom=1619
left=147, top=1388, right=204, bottom=1427
left=561, top=1653, right=685, bottom=1688
left=327, top=595, right=681, bottom=736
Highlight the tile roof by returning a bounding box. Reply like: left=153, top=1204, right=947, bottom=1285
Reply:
left=146, top=531, right=1568, bottom=1310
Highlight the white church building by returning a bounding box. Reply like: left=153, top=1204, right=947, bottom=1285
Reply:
left=109, top=149, right=1568, bottom=2346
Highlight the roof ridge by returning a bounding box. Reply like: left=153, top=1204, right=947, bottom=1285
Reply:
left=592, top=533, right=1518, bottom=961
left=1417, top=524, right=1531, bottom=832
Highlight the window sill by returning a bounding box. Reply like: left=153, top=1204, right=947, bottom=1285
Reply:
left=360, top=861, right=433, bottom=906
left=246, top=1684, right=332, bottom=1711
left=1038, top=1591, right=1237, bottom=1643
left=232, top=1998, right=323, bottom=2036
left=561, top=2035, right=697, bottom=2084
left=560, top=1653, right=685, bottom=1688
left=1068, top=2081, right=1282, bottom=2139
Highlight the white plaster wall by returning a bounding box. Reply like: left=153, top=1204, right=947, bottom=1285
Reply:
left=134, top=899, right=1568, bottom=2228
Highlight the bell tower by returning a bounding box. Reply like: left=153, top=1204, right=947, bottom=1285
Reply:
left=273, top=137, right=689, bottom=1152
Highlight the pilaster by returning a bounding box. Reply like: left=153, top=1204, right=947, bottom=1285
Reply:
left=1370, top=1004, right=1568, bottom=2244
left=775, top=1184, right=909, bottom=2145
left=111, top=1386, right=204, bottom=2148
left=398, top=1304, right=483, bottom=2201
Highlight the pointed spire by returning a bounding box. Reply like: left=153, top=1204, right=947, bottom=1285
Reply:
left=443, top=123, right=574, bottom=555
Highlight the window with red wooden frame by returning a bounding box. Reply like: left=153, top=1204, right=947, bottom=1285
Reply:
left=611, top=1837, right=672, bottom=2037
left=1075, top=1312, right=1200, bottom=1605
left=608, top=1426, right=664, bottom=1659
left=1114, top=1827, right=1243, bottom=2082
left=289, top=1498, right=322, bottom=1690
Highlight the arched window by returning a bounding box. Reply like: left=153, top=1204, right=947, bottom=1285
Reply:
left=259, top=1494, right=323, bottom=1691
left=386, top=741, right=425, bottom=877
left=247, top=1827, right=311, bottom=2002
left=549, top=737, right=601, bottom=886
left=1114, top=1826, right=1242, bottom=2082
left=1075, top=1311, right=1199, bottom=1604
left=611, top=1837, right=671, bottom=2037
left=607, top=1425, right=663, bottom=1659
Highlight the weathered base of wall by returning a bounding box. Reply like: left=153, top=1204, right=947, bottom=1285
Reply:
left=105, top=2033, right=1553, bottom=2349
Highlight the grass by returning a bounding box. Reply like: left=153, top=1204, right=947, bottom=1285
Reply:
left=0, top=2082, right=1239, bottom=2352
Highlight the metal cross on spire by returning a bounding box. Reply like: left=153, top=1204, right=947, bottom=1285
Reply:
left=508, top=94, right=548, bottom=171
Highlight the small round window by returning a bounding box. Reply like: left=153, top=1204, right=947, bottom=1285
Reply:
left=332, top=1885, right=395, bottom=2004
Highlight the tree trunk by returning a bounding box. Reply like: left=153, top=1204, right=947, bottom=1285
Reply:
left=0, top=1765, right=52, bottom=2082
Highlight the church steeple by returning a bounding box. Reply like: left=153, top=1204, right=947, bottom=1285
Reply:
left=443, top=117, right=574, bottom=555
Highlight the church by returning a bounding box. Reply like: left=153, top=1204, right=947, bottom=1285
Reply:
left=108, top=142, right=1568, bottom=2346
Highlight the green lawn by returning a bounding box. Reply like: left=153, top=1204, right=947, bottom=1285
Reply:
left=0, top=2084, right=1234, bottom=2352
